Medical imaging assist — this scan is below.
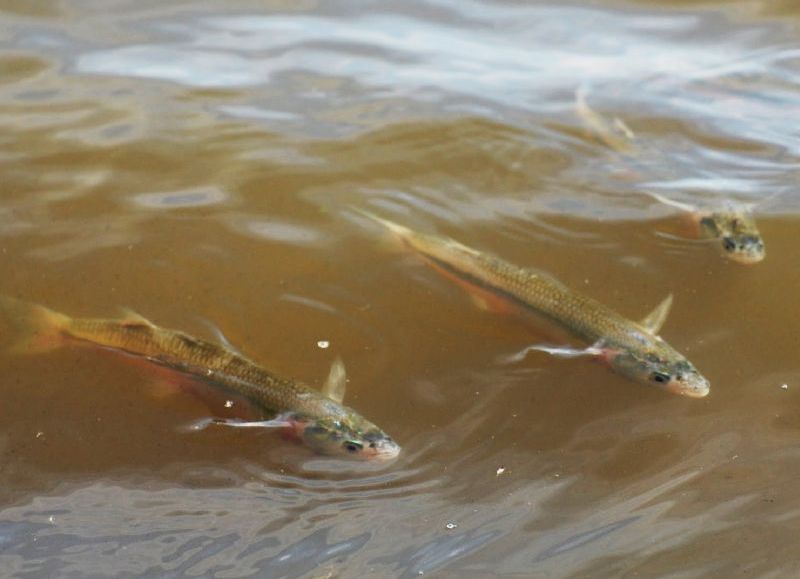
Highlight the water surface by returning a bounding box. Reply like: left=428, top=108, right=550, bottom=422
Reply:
left=1, top=0, right=799, bottom=576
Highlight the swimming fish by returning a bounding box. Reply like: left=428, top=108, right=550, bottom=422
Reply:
left=357, top=210, right=709, bottom=398
left=646, top=192, right=765, bottom=265
left=0, top=297, right=400, bottom=460
left=575, top=88, right=765, bottom=264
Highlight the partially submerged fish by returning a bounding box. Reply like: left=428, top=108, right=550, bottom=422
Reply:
left=646, top=192, right=765, bottom=265
left=0, top=297, right=400, bottom=460
left=357, top=210, right=709, bottom=398
left=576, top=88, right=765, bottom=264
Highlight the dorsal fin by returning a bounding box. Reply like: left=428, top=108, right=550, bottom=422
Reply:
left=196, top=316, right=246, bottom=357
left=322, top=357, right=347, bottom=404
left=640, top=294, right=673, bottom=335
left=119, top=308, right=156, bottom=327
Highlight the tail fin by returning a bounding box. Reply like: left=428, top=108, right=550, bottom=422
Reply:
left=350, top=206, right=414, bottom=252
left=0, top=296, right=70, bottom=354
left=351, top=207, right=412, bottom=237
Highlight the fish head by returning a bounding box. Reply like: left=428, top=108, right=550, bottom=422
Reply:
left=720, top=233, right=765, bottom=264
left=702, top=212, right=765, bottom=264
left=607, top=345, right=710, bottom=398
left=291, top=410, right=401, bottom=461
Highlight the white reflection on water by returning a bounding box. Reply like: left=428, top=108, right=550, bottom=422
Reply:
left=72, top=8, right=757, bottom=109
left=131, top=186, right=228, bottom=209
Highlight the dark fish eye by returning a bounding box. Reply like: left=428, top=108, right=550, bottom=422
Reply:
left=651, top=372, right=671, bottom=384
left=344, top=441, right=363, bottom=453
left=722, top=238, right=736, bottom=251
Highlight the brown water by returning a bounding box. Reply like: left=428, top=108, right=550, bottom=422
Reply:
left=1, top=0, right=799, bottom=576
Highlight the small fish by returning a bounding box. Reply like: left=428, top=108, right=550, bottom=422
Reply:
left=646, top=192, right=765, bottom=264
left=357, top=210, right=709, bottom=398
left=575, top=86, right=637, bottom=155
left=576, top=88, right=765, bottom=264
left=0, top=297, right=400, bottom=460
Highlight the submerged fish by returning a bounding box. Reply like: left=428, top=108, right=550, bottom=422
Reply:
left=646, top=192, right=765, bottom=265
left=357, top=211, right=709, bottom=398
left=0, top=297, right=400, bottom=460
left=575, top=88, right=765, bottom=264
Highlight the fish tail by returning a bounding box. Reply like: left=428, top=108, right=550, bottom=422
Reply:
left=0, top=296, right=70, bottom=354
left=351, top=206, right=414, bottom=251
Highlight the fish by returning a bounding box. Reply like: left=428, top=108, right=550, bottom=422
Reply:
left=575, top=88, right=765, bottom=264
left=646, top=192, right=765, bottom=265
left=356, top=210, right=709, bottom=398
left=0, top=296, right=400, bottom=460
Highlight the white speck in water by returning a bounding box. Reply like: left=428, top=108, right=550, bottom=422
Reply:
left=48, top=516, right=54, bottom=524
left=496, top=466, right=506, bottom=476
left=206, top=369, right=213, bottom=376
left=445, top=522, right=457, bottom=530
left=224, top=400, right=234, bottom=408
left=317, top=340, right=330, bottom=349
left=781, top=383, right=789, bottom=390
left=35, top=431, right=44, bottom=439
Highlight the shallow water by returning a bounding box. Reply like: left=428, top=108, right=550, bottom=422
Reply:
left=1, top=0, right=799, bottom=576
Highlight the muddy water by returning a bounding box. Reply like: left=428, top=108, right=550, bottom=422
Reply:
left=1, top=0, right=799, bottom=576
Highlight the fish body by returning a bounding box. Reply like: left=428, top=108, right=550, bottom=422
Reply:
left=576, top=89, right=765, bottom=264
left=1, top=297, right=399, bottom=460
left=360, top=212, right=709, bottom=398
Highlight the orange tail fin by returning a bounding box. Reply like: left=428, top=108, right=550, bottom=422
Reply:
left=0, top=296, right=70, bottom=354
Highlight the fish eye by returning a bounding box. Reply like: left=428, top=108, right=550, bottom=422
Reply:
left=650, top=372, right=671, bottom=384
left=343, top=441, right=363, bottom=453
left=722, top=238, right=736, bottom=251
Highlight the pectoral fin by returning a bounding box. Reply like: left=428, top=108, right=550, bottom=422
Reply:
left=180, top=417, right=293, bottom=432
left=640, top=294, right=673, bottom=335
left=322, top=356, right=347, bottom=403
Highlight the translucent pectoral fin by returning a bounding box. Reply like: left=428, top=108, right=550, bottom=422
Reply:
left=498, top=343, right=604, bottom=364
left=180, top=416, right=293, bottom=432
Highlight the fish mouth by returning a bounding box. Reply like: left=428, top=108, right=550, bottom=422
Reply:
left=727, top=249, right=765, bottom=265
left=666, top=375, right=710, bottom=398
left=722, top=237, right=765, bottom=264
left=365, top=440, right=402, bottom=461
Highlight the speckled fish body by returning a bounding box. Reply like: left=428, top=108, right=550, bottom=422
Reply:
left=362, top=213, right=709, bottom=398
left=1, top=297, right=400, bottom=460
